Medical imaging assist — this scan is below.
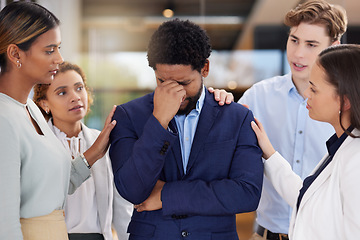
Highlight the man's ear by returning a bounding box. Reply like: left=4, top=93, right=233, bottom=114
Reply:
left=7, top=44, right=21, bottom=66
left=201, top=59, right=209, bottom=78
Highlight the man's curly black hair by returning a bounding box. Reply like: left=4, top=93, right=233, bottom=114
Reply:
left=147, top=18, right=212, bottom=73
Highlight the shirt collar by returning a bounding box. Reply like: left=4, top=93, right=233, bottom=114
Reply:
left=195, top=85, right=205, bottom=113
left=287, top=74, right=307, bottom=101
left=283, top=73, right=296, bottom=94
left=326, top=125, right=354, bottom=156
left=48, top=118, right=84, bottom=141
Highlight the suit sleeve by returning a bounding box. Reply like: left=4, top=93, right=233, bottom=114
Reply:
left=109, top=105, right=177, bottom=204
left=161, top=109, right=264, bottom=216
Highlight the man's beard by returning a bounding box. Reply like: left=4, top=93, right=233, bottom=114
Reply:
left=176, top=83, right=203, bottom=116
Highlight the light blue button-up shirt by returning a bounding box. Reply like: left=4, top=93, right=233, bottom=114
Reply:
left=239, top=73, right=334, bottom=233
left=174, top=86, right=205, bottom=174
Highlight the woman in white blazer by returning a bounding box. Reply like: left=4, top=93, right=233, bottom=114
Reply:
left=251, top=44, right=360, bottom=240
left=33, top=62, right=132, bottom=240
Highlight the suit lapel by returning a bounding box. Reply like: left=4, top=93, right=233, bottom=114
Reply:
left=169, top=119, right=185, bottom=178
left=157, top=90, right=219, bottom=176
left=186, top=91, right=219, bottom=173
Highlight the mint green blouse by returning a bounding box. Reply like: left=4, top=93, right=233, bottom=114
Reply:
left=0, top=93, right=90, bottom=240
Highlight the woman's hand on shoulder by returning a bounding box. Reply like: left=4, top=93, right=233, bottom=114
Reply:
left=83, top=105, right=117, bottom=166
left=251, top=117, right=276, bottom=160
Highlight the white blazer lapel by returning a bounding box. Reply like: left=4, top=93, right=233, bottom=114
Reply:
left=297, top=155, right=333, bottom=213
left=296, top=131, right=356, bottom=214
left=81, top=123, right=113, bottom=239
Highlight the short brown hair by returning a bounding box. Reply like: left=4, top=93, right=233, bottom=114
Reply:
left=33, top=62, right=93, bottom=118
left=284, top=0, right=347, bottom=42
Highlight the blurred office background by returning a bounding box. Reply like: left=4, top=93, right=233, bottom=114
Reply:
left=2, top=0, right=358, bottom=130
left=2, top=0, right=359, bottom=238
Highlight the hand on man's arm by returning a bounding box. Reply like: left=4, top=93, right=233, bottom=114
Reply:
left=134, top=180, right=165, bottom=212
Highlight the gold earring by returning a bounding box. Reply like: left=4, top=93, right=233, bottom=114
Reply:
left=16, top=60, right=22, bottom=68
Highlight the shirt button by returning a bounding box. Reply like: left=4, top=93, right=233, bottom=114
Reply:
left=298, top=130, right=303, bottom=134
left=296, top=160, right=300, bottom=163
left=185, top=137, right=189, bottom=141
left=181, top=231, right=189, bottom=237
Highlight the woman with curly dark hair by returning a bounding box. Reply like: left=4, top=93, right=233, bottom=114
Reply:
left=33, top=62, right=132, bottom=240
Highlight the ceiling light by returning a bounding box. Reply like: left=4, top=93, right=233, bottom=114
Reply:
left=162, top=8, right=174, bottom=18
left=227, top=80, right=238, bottom=90
left=163, top=0, right=174, bottom=18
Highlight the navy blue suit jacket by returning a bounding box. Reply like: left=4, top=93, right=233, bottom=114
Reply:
left=110, top=89, right=263, bottom=240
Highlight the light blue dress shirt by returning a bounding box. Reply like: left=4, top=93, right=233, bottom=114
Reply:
left=174, top=86, right=205, bottom=174
left=238, top=73, right=334, bottom=233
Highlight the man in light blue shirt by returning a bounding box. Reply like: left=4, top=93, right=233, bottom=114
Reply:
left=110, top=18, right=264, bottom=240
left=238, top=1, right=347, bottom=239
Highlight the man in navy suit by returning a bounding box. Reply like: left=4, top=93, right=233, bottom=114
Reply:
left=109, top=19, right=263, bottom=240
